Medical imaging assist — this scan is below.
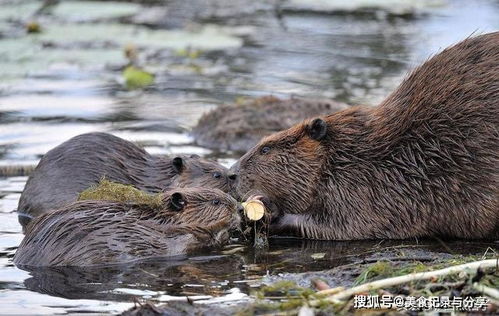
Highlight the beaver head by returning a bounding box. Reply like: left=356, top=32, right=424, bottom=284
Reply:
left=230, top=116, right=330, bottom=216
left=167, top=155, right=235, bottom=193
left=230, top=106, right=390, bottom=239
left=159, top=187, right=242, bottom=243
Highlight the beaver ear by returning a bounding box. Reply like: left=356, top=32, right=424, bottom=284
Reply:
left=307, top=118, right=328, bottom=141
left=170, top=192, right=185, bottom=211
left=190, top=154, right=200, bottom=159
left=172, top=157, right=183, bottom=173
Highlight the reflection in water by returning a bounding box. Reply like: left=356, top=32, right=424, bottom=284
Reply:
left=21, top=255, right=245, bottom=301
left=15, top=238, right=496, bottom=303
left=0, top=0, right=498, bottom=314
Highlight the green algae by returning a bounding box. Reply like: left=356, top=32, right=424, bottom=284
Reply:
left=78, top=178, right=163, bottom=207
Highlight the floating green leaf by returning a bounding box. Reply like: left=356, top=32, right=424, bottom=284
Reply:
left=123, top=66, right=154, bottom=90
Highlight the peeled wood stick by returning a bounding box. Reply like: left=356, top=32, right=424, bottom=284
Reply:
left=315, top=286, right=345, bottom=296
left=472, top=282, right=499, bottom=300
left=311, top=259, right=497, bottom=304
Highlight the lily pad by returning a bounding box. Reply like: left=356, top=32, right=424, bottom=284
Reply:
left=0, top=2, right=38, bottom=21
left=0, top=37, right=124, bottom=80
left=52, top=1, right=142, bottom=22
left=0, top=1, right=141, bottom=22
left=37, top=23, right=243, bottom=51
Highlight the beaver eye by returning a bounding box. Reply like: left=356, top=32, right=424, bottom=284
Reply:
left=212, top=199, right=220, bottom=205
left=260, top=146, right=270, bottom=154
left=213, top=172, right=221, bottom=179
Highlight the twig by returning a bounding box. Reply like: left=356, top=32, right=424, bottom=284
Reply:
left=472, top=282, right=499, bottom=300
left=310, top=259, right=498, bottom=305
left=316, top=286, right=345, bottom=296
left=481, top=247, right=498, bottom=259
left=358, top=256, right=435, bottom=264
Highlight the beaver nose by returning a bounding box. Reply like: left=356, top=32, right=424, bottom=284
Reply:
left=228, top=173, right=237, bottom=181
left=237, top=204, right=244, bottom=214
left=229, top=161, right=240, bottom=176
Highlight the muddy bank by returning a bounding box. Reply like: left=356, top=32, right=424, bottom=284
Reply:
left=120, top=257, right=499, bottom=315
left=118, top=241, right=499, bottom=315
left=192, top=96, right=349, bottom=153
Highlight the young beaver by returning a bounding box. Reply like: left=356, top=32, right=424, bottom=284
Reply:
left=17, top=132, right=234, bottom=228
left=14, top=188, right=242, bottom=266
left=230, top=32, right=499, bottom=240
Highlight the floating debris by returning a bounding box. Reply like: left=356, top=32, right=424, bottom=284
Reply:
left=25, top=21, right=41, bottom=34
left=122, top=65, right=154, bottom=90
left=245, top=258, right=499, bottom=315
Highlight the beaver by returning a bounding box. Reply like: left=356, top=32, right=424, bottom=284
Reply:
left=192, top=96, right=348, bottom=153
left=17, top=132, right=234, bottom=228
left=14, top=188, right=242, bottom=266
left=230, top=32, right=499, bottom=240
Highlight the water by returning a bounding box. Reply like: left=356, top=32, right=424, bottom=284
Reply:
left=0, top=0, right=498, bottom=314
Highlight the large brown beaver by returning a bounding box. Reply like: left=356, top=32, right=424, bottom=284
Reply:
left=14, top=188, right=242, bottom=266
left=17, top=132, right=234, bottom=229
left=230, top=32, right=499, bottom=240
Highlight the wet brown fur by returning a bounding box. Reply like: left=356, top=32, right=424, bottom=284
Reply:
left=192, top=96, right=348, bottom=152
left=14, top=188, right=240, bottom=266
left=17, top=132, right=232, bottom=225
left=232, top=32, right=499, bottom=240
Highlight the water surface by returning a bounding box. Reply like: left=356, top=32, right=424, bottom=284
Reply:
left=0, top=0, right=498, bottom=314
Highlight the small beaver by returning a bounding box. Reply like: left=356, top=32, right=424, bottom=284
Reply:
left=192, top=96, right=348, bottom=153
left=230, top=32, right=499, bottom=240
left=17, top=132, right=234, bottom=228
left=14, top=188, right=242, bottom=266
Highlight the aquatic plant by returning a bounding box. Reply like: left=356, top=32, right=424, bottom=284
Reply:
left=78, top=178, right=163, bottom=207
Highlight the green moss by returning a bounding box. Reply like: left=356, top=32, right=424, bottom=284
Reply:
left=353, top=257, right=482, bottom=286
left=395, top=262, right=428, bottom=275
left=251, top=281, right=322, bottom=313
left=354, top=261, right=393, bottom=285
left=78, top=178, right=163, bottom=207
left=244, top=256, right=499, bottom=315
left=431, top=255, right=480, bottom=269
